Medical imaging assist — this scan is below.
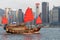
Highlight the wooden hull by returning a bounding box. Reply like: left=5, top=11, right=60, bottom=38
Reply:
left=6, top=24, right=41, bottom=34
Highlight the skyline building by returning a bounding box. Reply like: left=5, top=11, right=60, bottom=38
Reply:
left=0, top=9, right=4, bottom=24
left=42, top=2, right=49, bottom=24
left=11, top=10, right=16, bottom=22
left=50, top=7, right=60, bottom=24
left=35, top=3, right=40, bottom=18
left=18, top=9, right=24, bottom=24
left=0, top=16, right=2, bottom=24
left=49, top=10, right=53, bottom=24
left=16, top=10, right=19, bottom=24
left=8, top=9, right=12, bottom=24
left=5, top=8, right=12, bottom=24
left=0, top=9, right=4, bottom=16
left=8, top=9, right=16, bottom=24
left=5, top=8, right=11, bottom=19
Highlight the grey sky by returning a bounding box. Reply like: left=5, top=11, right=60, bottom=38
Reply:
left=0, top=0, right=60, bottom=12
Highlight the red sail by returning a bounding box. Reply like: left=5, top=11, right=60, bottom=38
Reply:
left=24, top=7, right=34, bottom=23
left=36, top=16, right=42, bottom=24
left=2, top=16, right=8, bottom=24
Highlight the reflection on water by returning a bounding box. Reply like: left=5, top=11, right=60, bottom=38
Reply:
left=2, top=34, right=8, bottom=40
left=24, top=34, right=41, bottom=40
left=0, top=27, right=60, bottom=40
left=1, top=34, right=41, bottom=40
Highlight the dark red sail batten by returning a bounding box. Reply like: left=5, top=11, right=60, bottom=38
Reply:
left=24, top=7, right=34, bottom=23
left=36, top=16, right=42, bottom=24
left=2, top=16, right=8, bottom=24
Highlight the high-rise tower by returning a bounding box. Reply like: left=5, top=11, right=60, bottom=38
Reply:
left=35, top=3, right=40, bottom=18
left=42, top=2, right=49, bottom=24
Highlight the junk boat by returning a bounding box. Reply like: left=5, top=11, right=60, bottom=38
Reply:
left=6, top=23, right=42, bottom=34
left=4, top=7, right=42, bottom=34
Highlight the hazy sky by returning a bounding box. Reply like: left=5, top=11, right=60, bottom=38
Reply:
left=0, top=0, right=60, bottom=12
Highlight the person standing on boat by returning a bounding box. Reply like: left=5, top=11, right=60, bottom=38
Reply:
left=2, top=15, right=8, bottom=30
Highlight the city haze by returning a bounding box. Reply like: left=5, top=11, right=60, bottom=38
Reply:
left=0, top=0, right=60, bottom=12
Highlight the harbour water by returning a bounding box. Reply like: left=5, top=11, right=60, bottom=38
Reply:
left=0, top=27, right=60, bottom=40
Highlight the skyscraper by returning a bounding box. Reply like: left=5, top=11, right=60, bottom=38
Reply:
left=16, top=10, right=19, bottom=24
left=0, top=16, right=2, bottom=24
left=5, top=8, right=11, bottom=19
left=35, top=3, right=40, bottom=18
left=18, top=9, right=24, bottom=24
left=0, top=9, right=4, bottom=24
left=49, top=10, right=53, bottom=24
left=5, top=8, right=11, bottom=24
left=42, top=2, right=49, bottom=24
left=7, top=9, right=17, bottom=24
left=51, top=7, right=60, bottom=24
left=11, top=10, right=16, bottom=22
left=0, top=9, right=4, bottom=16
